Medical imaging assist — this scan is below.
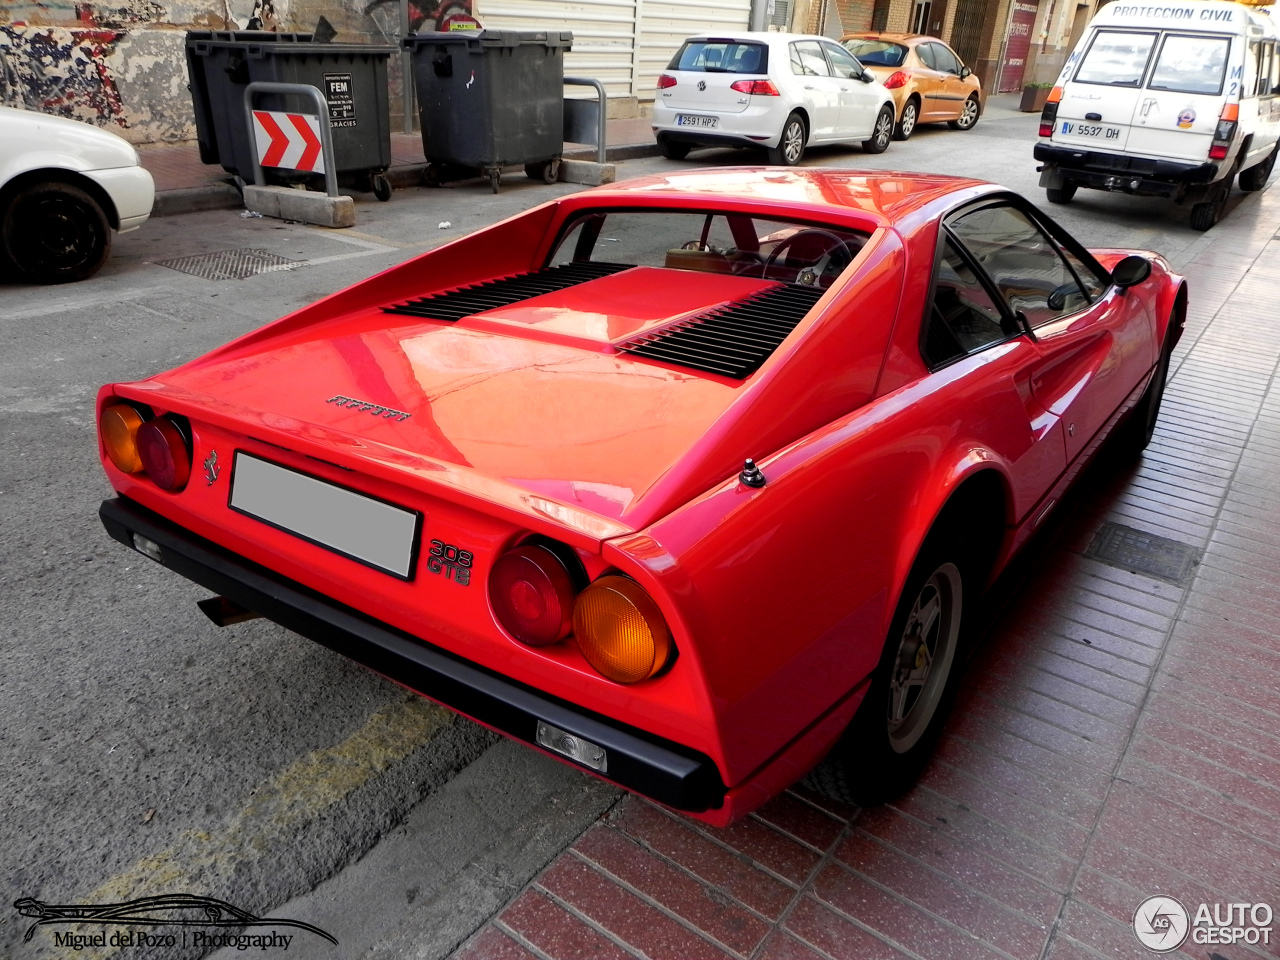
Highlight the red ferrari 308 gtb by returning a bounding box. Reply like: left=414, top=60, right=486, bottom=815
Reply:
left=96, top=170, right=1185, bottom=825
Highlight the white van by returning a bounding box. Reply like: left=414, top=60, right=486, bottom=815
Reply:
left=1034, top=0, right=1280, bottom=230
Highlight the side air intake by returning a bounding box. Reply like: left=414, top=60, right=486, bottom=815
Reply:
left=617, top=284, right=825, bottom=379
left=383, top=261, right=633, bottom=321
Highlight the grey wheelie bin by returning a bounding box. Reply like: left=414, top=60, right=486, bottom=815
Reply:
left=404, top=29, right=572, bottom=192
left=185, top=31, right=397, bottom=199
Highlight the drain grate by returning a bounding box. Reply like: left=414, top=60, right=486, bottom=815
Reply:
left=1086, top=522, right=1200, bottom=584
left=157, top=248, right=300, bottom=281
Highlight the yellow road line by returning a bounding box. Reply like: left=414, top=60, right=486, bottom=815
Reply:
left=60, top=696, right=453, bottom=959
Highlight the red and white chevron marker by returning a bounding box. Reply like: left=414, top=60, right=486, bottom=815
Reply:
left=251, top=110, right=325, bottom=173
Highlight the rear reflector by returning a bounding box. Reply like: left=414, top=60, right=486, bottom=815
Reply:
left=536, top=720, right=607, bottom=772
left=100, top=404, right=146, bottom=474
left=136, top=418, right=191, bottom=492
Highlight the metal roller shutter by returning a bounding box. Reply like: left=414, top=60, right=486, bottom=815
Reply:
left=636, top=0, right=751, bottom=94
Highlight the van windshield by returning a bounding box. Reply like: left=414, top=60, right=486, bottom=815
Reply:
left=1074, top=30, right=1157, bottom=86
left=1148, top=34, right=1230, bottom=95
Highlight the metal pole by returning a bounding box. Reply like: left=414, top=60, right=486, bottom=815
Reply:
left=243, top=81, right=340, bottom=197
left=564, top=76, right=607, bottom=164
left=400, top=0, right=414, bottom=134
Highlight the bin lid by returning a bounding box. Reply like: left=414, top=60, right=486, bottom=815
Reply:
left=186, top=29, right=396, bottom=55
left=404, top=29, right=572, bottom=50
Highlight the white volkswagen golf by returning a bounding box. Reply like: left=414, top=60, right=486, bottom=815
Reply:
left=652, top=33, right=897, bottom=164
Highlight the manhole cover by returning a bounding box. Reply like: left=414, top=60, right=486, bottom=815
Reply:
left=1086, top=522, right=1200, bottom=584
left=157, top=248, right=300, bottom=281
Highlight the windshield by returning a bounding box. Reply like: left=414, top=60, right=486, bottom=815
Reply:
left=843, top=38, right=908, bottom=67
left=669, top=41, right=769, bottom=74
left=1074, top=30, right=1157, bottom=86
left=1148, top=34, right=1230, bottom=95
left=549, top=210, right=867, bottom=290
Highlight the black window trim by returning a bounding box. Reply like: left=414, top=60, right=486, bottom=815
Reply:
left=1148, top=31, right=1231, bottom=97
left=1071, top=28, right=1161, bottom=89
left=920, top=193, right=1114, bottom=370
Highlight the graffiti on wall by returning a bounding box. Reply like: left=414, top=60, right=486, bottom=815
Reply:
left=0, top=0, right=472, bottom=141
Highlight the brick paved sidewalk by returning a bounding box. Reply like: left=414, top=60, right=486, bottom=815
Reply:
left=450, top=187, right=1280, bottom=960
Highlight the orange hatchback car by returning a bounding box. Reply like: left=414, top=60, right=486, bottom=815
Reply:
left=841, top=34, right=982, bottom=140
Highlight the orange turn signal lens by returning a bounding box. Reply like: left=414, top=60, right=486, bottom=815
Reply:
left=1221, top=102, right=1239, bottom=122
left=100, top=404, right=146, bottom=474
left=1047, top=86, right=1063, bottom=103
left=572, top=575, right=671, bottom=684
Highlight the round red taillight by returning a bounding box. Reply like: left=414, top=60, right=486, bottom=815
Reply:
left=136, top=418, right=191, bottom=492
left=489, top=543, right=578, bottom=646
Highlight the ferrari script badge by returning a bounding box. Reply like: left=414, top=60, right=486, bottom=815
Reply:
left=327, top=394, right=412, bottom=422
left=204, top=450, right=220, bottom=487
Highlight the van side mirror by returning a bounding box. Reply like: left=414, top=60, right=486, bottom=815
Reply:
left=1112, top=254, right=1152, bottom=289
left=960, top=66, right=972, bottom=79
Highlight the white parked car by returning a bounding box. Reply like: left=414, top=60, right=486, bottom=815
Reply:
left=0, top=105, right=155, bottom=284
left=652, top=33, right=898, bottom=164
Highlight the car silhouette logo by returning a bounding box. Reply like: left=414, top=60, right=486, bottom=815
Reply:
left=698, top=80, right=706, bottom=91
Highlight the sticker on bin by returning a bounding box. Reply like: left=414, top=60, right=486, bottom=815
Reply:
left=252, top=110, right=325, bottom=173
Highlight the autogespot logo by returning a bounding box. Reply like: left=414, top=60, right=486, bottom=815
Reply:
left=1133, top=896, right=1190, bottom=952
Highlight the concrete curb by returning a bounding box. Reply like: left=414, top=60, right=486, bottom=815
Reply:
left=150, top=142, right=663, bottom=218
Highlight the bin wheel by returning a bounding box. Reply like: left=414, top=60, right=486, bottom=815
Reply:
left=488, top=169, right=501, bottom=194
left=424, top=164, right=442, bottom=188
left=372, top=174, right=392, bottom=202
left=525, top=160, right=560, bottom=184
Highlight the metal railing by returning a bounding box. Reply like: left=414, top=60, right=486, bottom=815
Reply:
left=564, top=76, right=607, bottom=164
left=243, top=81, right=339, bottom=197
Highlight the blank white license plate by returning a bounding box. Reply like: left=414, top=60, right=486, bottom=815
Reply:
left=229, top=452, right=421, bottom=579
left=676, top=114, right=718, bottom=128
left=1060, top=120, right=1122, bottom=141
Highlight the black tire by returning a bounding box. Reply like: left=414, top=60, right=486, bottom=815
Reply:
left=1046, top=180, right=1077, bottom=204
left=488, top=169, right=501, bottom=194
left=2, top=180, right=111, bottom=284
left=659, top=138, right=692, bottom=161
left=1189, top=174, right=1233, bottom=231
left=524, top=159, right=561, bottom=184
left=371, top=173, right=392, bottom=202
left=893, top=99, right=919, bottom=141
left=1113, top=316, right=1173, bottom=455
left=810, top=532, right=974, bottom=806
left=768, top=112, right=807, bottom=165
left=949, top=95, right=980, bottom=130
left=1239, top=146, right=1277, bottom=192
left=862, top=106, right=894, bottom=154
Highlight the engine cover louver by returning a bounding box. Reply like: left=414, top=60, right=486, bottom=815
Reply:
left=617, top=284, right=825, bottom=379
left=382, top=261, right=633, bottom=321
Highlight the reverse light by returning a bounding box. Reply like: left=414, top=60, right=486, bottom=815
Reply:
left=536, top=720, right=607, bottom=772
left=883, top=71, right=910, bottom=89
left=489, top=543, right=577, bottom=646
left=1039, top=86, right=1062, bottom=138
left=1210, top=103, right=1238, bottom=160
left=730, top=79, right=780, bottom=96
left=657, top=74, right=677, bottom=89
left=136, top=417, right=191, bottom=492
left=572, top=575, right=671, bottom=684
left=99, top=403, right=147, bottom=474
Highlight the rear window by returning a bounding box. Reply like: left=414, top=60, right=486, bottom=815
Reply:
left=668, top=41, right=769, bottom=74
left=1074, top=30, right=1157, bottom=86
left=1148, top=34, right=1230, bottom=95
left=843, top=38, right=907, bottom=67
left=549, top=210, right=867, bottom=290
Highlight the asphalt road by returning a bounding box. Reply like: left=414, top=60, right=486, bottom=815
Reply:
left=0, top=103, right=1248, bottom=960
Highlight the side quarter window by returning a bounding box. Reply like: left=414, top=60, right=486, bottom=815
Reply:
left=948, top=204, right=1089, bottom=328
left=922, top=236, right=1018, bottom=368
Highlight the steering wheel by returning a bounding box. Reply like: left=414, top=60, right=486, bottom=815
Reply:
left=761, top=229, right=857, bottom=286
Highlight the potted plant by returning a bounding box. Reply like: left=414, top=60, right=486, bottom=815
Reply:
left=1020, top=81, right=1054, bottom=112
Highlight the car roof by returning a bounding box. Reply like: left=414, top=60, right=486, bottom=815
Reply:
left=576, top=168, right=993, bottom=229
left=842, top=32, right=935, bottom=44
left=680, top=32, right=843, bottom=45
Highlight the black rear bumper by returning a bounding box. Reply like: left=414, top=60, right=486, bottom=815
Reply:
left=1035, top=142, right=1219, bottom=196
left=99, top=496, right=727, bottom=812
